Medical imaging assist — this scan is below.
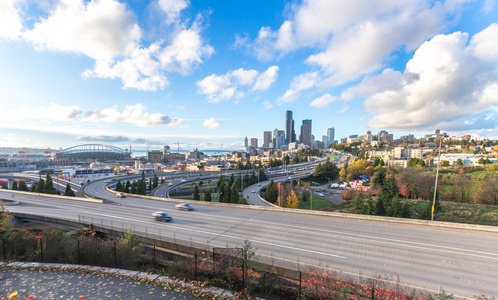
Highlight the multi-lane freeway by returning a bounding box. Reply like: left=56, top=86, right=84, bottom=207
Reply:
left=2, top=153, right=497, bottom=298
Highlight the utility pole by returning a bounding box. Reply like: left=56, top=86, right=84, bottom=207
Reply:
left=432, top=138, right=442, bottom=221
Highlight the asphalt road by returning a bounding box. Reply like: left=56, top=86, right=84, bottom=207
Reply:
left=2, top=190, right=497, bottom=298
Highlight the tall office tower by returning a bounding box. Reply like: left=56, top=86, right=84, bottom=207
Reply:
left=251, top=138, right=258, bottom=149
left=244, top=136, right=248, bottom=148
left=322, top=135, right=328, bottom=146
left=263, top=131, right=272, bottom=148
left=300, top=119, right=312, bottom=146
left=273, top=128, right=285, bottom=149
left=327, top=127, right=335, bottom=147
left=285, top=110, right=296, bottom=145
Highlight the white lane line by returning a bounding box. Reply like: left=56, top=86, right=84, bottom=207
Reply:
left=92, top=212, right=346, bottom=259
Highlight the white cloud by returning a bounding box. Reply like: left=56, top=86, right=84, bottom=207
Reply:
left=159, top=26, right=214, bottom=75
left=158, top=0, right=189, bottom=24
left=24, top=0, right=140, bottom=60
left=262, top=101, right=273, bottom=111
left=202, top=117, right=222, bottom=129
left=197, top=66, right=279, bottom=103
left=248, top=0, right=458, bottom=86
left=21, top=0, right=212, bottom=91
left=0, top=0, right=24, bottom=39
left=83, top=104, right=179, bottom=127
left=277, top=72, right=319, bottom=104
left=253, top=66, right=279, bottom=91
left=0, top=103, right=82, bottom=123
left=469, top=23, right=498, bottom=62
left=310, top=94, right=337, bottom=108
left=355, top=25, right=498, bottom=132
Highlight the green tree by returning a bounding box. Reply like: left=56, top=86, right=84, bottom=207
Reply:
left=224, top=182, right=231, bottom=203
left=193, top=184, right=200, bottom=200
left=125, top=180, right=131, bottom=193
left=375, top=197, right=386, bottom=216
left=152, top=174, right=158, bottom=189
left=265, top=180, right=278, bottom=203
left=141, top=171, right=146, bottom=192
left=43, top=173, right=57, bottom=194
left=230, top=183, right=239, bottom=203
left=115, top=180, right=123, bottom=192
left=218, top=184, right=225, bottom=202
left=64, top=183, right=76, bottom=196
left=204, top=189, right=212, bottom=202
left=11, top=181, right=18, bottom=190
left=442, top=160, right=450, bottom=167
left=258, top=168, right=267, bottom=181
left=371, top=167, right=387, bottom=188
left=456, top=158, right=463, bottom=166
left=18, top=181, right=28, bottom=192
left=35, top=179, right=45, bottom=193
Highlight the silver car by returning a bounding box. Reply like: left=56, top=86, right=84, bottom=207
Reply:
left=175, top=203, right=194, bottom=211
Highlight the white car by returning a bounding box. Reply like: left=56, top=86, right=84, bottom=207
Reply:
left=175, top=203, right=194, bottom=211
left=168, top=182, right=173, bottom=186
left=252, top=189, right=256, bottom=193
left=319, top=193, right=324, bottom=197
left=180, top=179, right=186, bottom=182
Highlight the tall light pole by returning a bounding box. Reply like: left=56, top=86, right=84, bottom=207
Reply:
left=432, top=138, right=443, bottom=221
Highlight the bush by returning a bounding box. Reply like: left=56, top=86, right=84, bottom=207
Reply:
left=342, top=189, right=356, bottom=200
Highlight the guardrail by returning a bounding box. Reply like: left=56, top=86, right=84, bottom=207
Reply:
left=0, top=189, right=103, bottom=204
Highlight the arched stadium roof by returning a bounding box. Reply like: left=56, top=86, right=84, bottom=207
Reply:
left=57, top=144, right=129, bottom=155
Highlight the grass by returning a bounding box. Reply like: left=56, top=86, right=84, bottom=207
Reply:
left=298, top=196, right=332, bottom=210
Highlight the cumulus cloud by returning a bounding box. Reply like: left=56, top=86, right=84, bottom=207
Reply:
left=246, top=0, right=462, bottom=86
left=350, top=25, right=498, bottom=132
left=277, top=72, right=319, bottom=104
left=19, top=0, right=212, bottom=91
left=202, top=117, right=222, bottom=129
left=310, top=94, right=337, bottom=108
left=83, top=104, right=181, bottom=127
left=0, top=0, right=24, bottom=39
left=197, top=66, right=279, bottom=103
left=24, top=0, right=140, bottom=60
left=158, top=0, right=189, bottom=24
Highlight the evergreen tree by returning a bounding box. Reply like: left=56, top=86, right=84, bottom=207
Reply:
left=18, top=181, right=28, bottom=192
left=231, top=183, right=239, bottom=203
left=141, top=171, right=146, bottom=192
left=235, top=173, right=242, bottom=190
left=204, top=189, right=212, bottom=202
left=148, top=180, right=152, bottom=191
left=217, top=175, right=224, bottom=189
left=224, top=183, right=231, bottom=203
left=35, top=179, right=45, bottom=193
left=375, top=197, right=386, bottom=216
left=218, top=184, right=225, bottom=202
left=30, top=183, right=36, bottom=192
left=228, top=174, right=235, bottom=187
left=115, top=180, right=123, bottom=192
left=193, top=184, right=200, bottom=200
left=258, top=168, right=267, bottom=181
left=160, top=178, right=165, bottom=184
left=125, top=180, right=131, bottom=193
left=265, top=180, right=278, bottom=203
left=64, top=183, right=76, bottom=196
left=11, top=181, right=18, bottom=190
left=352, top=193, right=364, bottom=213
left=131, top=181, right=137, bottom=194
left=43, top=173, right=57, bottom=194
left=153, top=175, right=159, bottom=189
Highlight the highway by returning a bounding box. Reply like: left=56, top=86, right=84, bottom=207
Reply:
left=1, top=189, right=497, bottom=298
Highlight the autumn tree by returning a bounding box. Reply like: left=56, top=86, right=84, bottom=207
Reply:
left=474, top=176, right=498, bottom=205
left=285, top=190, right=300, bottom=208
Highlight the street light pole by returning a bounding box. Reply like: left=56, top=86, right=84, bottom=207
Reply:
left=432, top=138, right=443, bottom=221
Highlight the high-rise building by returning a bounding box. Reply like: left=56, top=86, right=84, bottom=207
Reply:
left=273, top=128, right=285, bottom=150
left=327, top=127, right=335, bottom=147
left=251, top=138, right=258, bottom=149
left=300, top=119, right=312, bottom=146
left=322, top=135, right=328, bottom=146
left=285, top=110, right=296, bottom=145
left=244, top=136, right=248, bottom=148
left=263, top=131, right=272, bottom=148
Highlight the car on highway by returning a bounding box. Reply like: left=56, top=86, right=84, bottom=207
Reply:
left=161, top=195, right=165, bottom=198
left=252, top=189, right=256, bottom=193
left=168, top=182, right=173, bottom=186
left=175, top=203, right=194, bottom=211
left=319, top=193, right=324, bottom=197
left=105, top=179, right=110, bottom=183
left=180, top=179, right=186, bottom=182
left=152, top=211, right=172, bottom=222
left=116, top=192, right=126, bottom=198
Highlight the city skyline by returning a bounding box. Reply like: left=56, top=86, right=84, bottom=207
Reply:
left=1, top=0, right=497, bottom=150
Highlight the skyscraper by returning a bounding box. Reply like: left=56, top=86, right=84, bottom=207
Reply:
left=327, top=127, right=335, bottom=147
left=263, top=131, right=272, bottom=148
left=273, top=128, right=285, bottom=150
left=251, top=138, right=258, bottom=149
left=300, top=119, right=312, bottom=146
left=244, top=136, right=248, bottom=148
left=285, top=110, right=296, bottom=145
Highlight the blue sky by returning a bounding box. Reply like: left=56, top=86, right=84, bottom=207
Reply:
left=0, top=0, right=497, bottom=151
